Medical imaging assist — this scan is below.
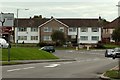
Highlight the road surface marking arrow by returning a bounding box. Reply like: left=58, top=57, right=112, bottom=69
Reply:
left=44, top=64, right=60, bottom=68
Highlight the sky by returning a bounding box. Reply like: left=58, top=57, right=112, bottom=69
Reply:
left=0, top=0, right=120, bottom=22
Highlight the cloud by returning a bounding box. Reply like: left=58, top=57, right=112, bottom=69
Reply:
left=0, top=2, right=119, bottom=21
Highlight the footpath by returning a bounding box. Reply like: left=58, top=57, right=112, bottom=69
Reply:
left=2, top=59, right=76, bottom=66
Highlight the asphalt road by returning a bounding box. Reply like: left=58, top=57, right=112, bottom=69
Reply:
left=2, top=50, right=117, bottom=79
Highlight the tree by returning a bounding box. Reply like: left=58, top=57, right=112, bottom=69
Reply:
left=51, top=30, right=66, bottom=46
left=112, top=26, right=120, bottom=42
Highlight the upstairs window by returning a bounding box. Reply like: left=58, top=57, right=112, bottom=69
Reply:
left=81, top=28, right=88, bottom=32
left=59, top=27, right=64, bottom=32
left=18, top=27, right=27, bottom=32
left=31, top=27, right=38, bottom=32
left=92, top=28, right=99, bottom=32
left=69, top=28, right=76, bottom=32
left=44, top=27, right=52, bottom=32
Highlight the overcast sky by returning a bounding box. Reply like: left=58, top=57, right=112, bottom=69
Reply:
left=0, top=0, right=120, bottom=22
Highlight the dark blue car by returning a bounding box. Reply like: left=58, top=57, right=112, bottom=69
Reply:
left=40, top=46, right=55, bottom=53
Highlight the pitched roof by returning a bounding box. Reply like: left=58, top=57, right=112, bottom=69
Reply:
left=58, top=18, right=101, bottom=27
left=14, top=17, right=107, bottom=27
left=39, top=18, right=69, bottom=28
left=14, top=18, right=48, bottom=27
left=104, top=17, right=120, bottom=29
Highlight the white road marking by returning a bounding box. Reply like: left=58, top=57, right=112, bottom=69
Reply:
left=23, top=67, right=35, bottom=69
left=7, top=69, right=21, bottom=72
left=7, top=67, right=35, bottom=72
left=62, top=62, right=73, bottom=64
left=44, top=64, right=60, bottom=68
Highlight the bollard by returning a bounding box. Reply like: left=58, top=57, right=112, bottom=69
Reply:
left=76, top=47, right=78, bottom=50
left=87, top=46, right=90, bottom=50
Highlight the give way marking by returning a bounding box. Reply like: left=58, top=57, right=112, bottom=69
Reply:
left=44, top=64, right=60, bottom=68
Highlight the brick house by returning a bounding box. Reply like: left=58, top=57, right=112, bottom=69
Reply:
left=102, top=17, right=120, bottom=43
left=39, top=17, right=68, bottom=43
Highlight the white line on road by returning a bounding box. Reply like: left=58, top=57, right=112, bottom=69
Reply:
left=62, top=62, right=73, bottom=64
left=44, top=64, right=60, bottom=68
left=23, top=67, right=35, bottom=69
left=7, top=67, right=35, bottom=72
left=7, top=69, right=21, bottom=72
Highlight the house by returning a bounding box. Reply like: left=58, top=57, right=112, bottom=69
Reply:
left=39, top=17, right=68, bottom=43
left=14, top=16, right=104, bottom=46
left=102, top=17, right=120, bottom=43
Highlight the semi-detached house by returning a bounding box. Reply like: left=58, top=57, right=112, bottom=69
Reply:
left=14, top=17, right=102, bottom=45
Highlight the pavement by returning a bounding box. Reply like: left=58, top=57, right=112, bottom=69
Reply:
left=2, top=59, right=76, bottom=66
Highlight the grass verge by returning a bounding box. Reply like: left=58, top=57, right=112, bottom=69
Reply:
left=104, top=70, right=120, bottom=79
left=2, top=47, right=59, bottom=61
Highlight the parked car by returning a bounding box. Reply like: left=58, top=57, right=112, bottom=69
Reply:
left=0, top=38, right=9, bottom=48
left=112, top=47, right=120, bottom=59
left=105, top=49, right=114, bottom=57
left=40, top=46, right=55, bottom=53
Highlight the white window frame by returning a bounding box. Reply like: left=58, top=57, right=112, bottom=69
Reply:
left=31, top=36, right=38, bottom=40
left=59, top=27, right=64, bottom=32
left=80, top=36, right=88, bottom=41
left=92, top=36, right=99, bottom=41
left=69, top=27, right=76, bottom=32
left=81, top=28, right=88, bottom=32
left=92, top=28, right=99, bottom=32
left=44, top=27, right=52, bottom=32
left=31, top=27, right=38, bottom=32
left=43, top=35, right=52, bottom=41
left=18, top=27, right=27, bottom=32
left=18, top=36, right=27, bottom=40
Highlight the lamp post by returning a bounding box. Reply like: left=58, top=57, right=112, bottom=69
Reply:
left=16, top=9, right=29, bottom=47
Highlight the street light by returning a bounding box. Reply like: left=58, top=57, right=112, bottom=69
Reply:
left=16, top=8, right=29, bottom=47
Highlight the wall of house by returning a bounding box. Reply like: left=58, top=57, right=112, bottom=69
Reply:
left=78, top=27, right=101, bottom=44
left=40, top=19, right=68, bottom=42
left=15, top=27, right=39, bottom=43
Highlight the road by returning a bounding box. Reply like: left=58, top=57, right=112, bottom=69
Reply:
left=2, top=50, right=117, bottom=79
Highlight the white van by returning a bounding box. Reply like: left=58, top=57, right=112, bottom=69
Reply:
left=0, top=38, right=9, bottom=48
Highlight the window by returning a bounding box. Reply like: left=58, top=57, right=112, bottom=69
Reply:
left=92, top=28, right=99, bottom=32
left=44, top=27, right=52, bottom=32
left=59, top=27, right=64, bottom=32
left=43, top=35, right=52, bottom=41
left=18, top=36, right=27, bottom=40
left=31, top=28, right=38, bottom=32
left=92, top=36, right=99, bottom=41
left=31, top=36, right=38, bottom=40
left=69, top=28, right=76, bottom=32
left=80, top=36, right=88, bottom=40
left=81, top=28, right=88, bottom=32
left=18, top=27, right=27, bottom=32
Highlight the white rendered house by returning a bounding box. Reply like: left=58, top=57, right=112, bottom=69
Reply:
left=15, top=27, right=39, bottom=43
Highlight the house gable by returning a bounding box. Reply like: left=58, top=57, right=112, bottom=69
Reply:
left=39, top=18, right=69, bottom=28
